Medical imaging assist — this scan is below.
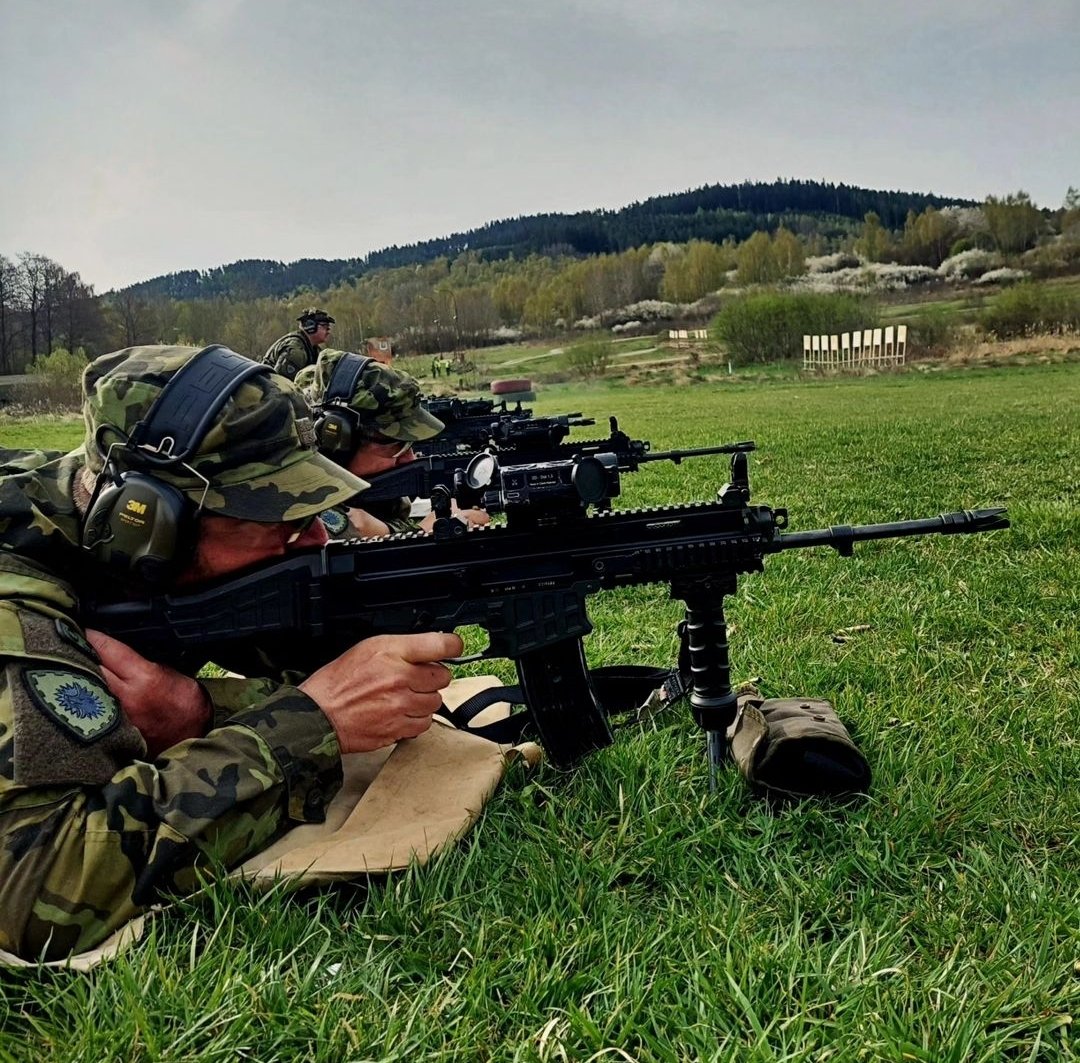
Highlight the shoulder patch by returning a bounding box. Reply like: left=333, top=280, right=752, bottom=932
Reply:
left=320, top=507, right=349, bottom=537
left=54, top=617, right=99, bottom=661
left=24, top=669, right=120, bottom=743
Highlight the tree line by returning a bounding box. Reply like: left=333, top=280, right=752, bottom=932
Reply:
left=122, top=179, right=978, bottom=303
left=3, top=187, right=1076, bottom=374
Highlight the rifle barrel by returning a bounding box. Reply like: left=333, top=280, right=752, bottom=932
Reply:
left=777, top=508, right=1009, bottom=554
left=637, top=441, right=757, bottom=465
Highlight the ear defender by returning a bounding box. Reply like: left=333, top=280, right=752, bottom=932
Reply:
left=81, top=467, right=198, bottom=585
left=313, top=353, right=373, bottom=457
left=81, top=346, right=269, bottom=584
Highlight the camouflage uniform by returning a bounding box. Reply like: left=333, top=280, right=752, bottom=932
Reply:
left=262, top=308, right=335, bottom=382
left=0, top=449, right=65, bottom=477
left=262, top=330, right=319, bottom=383
left=0, top=345, right=369, bottom=961
left=301, top=350, right=444, bottom=538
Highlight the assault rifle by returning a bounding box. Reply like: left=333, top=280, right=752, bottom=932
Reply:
left=88, top=448, right=1008, bottom=771
left=357, top=419, right=754, bottom=505
left=423, top=395, right=530, bottom=423
left=418, top=409, right=596, bottom=456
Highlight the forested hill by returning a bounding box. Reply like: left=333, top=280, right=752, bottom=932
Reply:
left=123, top=178, right=977, bottom=300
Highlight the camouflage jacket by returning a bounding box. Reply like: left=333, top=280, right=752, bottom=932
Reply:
left=0, top=452, right=343, bottom=960
left=262, top=330, right=319, bottom=382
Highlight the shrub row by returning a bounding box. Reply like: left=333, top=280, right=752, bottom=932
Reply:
left=711, top=293, right=878, bottom=364
left=978, top=283, right=1080, bottom=339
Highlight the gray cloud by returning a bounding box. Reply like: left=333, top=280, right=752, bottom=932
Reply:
left=2, top=0, right=1077, bottom=290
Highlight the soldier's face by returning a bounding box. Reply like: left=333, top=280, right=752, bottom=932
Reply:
left=176, top=513, right=329, bottom=585
left=312, top=323, right=331, bottom=345
left=346, top=437, right=416, bottom=478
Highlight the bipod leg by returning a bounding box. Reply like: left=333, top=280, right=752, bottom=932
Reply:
left=672, top=578, right=739, bottom=790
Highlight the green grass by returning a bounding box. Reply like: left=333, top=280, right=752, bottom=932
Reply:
left=2, top=365, right=1079, bottom=1061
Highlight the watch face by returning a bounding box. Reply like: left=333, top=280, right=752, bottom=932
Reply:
left=466, top=452, right=497, bottom=490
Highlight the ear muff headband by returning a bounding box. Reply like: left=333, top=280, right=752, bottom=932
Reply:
left=129, top=345, right=270, bottom=464
left=315, top=353, right=374, bottom=457
left=324, top=352, right=373, bottom=405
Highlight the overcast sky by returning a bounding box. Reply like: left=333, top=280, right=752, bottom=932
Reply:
left=2, top=0, right=1077, bottom=292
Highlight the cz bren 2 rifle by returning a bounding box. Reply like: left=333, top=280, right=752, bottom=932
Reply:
left=89, top=447, right=1008, bottom=770
left=357, top=417, right=754, bottom=505
left=419, top=396, right=597, bottom=456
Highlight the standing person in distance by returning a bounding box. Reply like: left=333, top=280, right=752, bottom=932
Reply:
left=263, top=307, right=336, bottom=381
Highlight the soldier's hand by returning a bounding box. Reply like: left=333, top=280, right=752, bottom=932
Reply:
left=418, top=504, right=490, bottom=533
left=299, top=632, right=463, bottom=754
left=85, top=629, right=212, bottom=757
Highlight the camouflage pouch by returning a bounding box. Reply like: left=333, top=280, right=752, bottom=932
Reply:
left=728, top=695, right=871, bottom=800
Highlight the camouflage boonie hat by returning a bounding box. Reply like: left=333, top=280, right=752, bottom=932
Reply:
left=82, top=345, right=369, bottom=522
left=293, top=364, right=317, bottom=393
left=312, top=349, right=444, bottom=442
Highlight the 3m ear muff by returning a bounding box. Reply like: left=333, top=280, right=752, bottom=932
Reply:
left=300, top=317, right=318, bottom=335
left=314, top=353, right=373, bottom=456
left=81, top=345, right=270, bottom=585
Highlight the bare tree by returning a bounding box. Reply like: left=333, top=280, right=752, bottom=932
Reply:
left=16, top=252, right=50, bottom=359
left=0, top=254, right=18, bottom=373
left=109, top=289, right=156, bottom=347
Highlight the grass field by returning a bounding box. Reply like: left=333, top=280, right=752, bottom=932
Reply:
left=1, top=363, right=1078, bottom=1061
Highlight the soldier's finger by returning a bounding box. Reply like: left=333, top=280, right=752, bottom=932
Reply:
left=397, top=632, right=464, bottom=664
left=402, top=692, right=443, bottom=718
left=85, top=628, right=144, bottom=677
left=407, top=663, right=452, bottom=694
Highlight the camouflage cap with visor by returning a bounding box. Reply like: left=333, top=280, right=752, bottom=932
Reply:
left=308, top=349, right=444, bottom=443
left=82, top=345, right=369, bottom=522
left=298, top=307, right=335, bottom=326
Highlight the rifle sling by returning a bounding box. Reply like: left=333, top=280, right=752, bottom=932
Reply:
left=438, top=664, right=687, bottom=746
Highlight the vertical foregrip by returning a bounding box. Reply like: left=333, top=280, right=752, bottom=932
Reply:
left=680, top=594, right=739, bottom=735
left=516, top=638, right=613, bottom=768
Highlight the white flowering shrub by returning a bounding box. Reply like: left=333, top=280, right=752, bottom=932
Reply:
left=573, top=315, right=602, bottom=330
left=609, top=298, right=673, bottom=324
left=611, top=320, right=642, bottom=334
left=940, top=206, right=989, bottom=235
left=791, top=262, right=938, bottom=294
left=686, top=292, right=724, bottom=319
left=938, top=249, right=999, bottom=281
left=806, top=252, right=863, bottom=274
left=490, top=325, right=523, bottom=342
left=973, top=268, right=1029, bottom=286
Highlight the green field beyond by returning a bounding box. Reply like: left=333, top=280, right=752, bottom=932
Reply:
left=1, top=364, right=1078, bottom=1061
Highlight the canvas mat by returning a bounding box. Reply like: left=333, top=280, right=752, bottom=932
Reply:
left=0, top=676, right=540, bottom=970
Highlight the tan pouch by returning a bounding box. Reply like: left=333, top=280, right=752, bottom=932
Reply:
left=728, top=695, right=871, bottom=801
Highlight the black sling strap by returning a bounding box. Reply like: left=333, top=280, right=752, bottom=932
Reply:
left=437, top=663, right=688, bottom=747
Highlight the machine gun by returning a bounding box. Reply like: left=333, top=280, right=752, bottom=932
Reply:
left=88, top=449, right=1008, bottom=772
left=357, top=418, right=749, bottom=505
